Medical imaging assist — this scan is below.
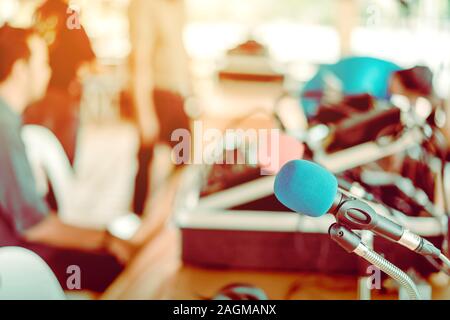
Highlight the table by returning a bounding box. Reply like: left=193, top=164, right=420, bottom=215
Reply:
left=102, top=79, right=450, bottom=300
left=102, top=173, right=450, bottom=300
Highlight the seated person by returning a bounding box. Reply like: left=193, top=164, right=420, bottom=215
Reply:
left=0, top=25, right=136, bottom=293
left=24, top=0, right=96, bottom=167
left=23, top=0, right=96, bottom=211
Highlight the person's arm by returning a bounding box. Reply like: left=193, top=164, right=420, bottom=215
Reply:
left=24, top=214, right=136, bottom=264
left=24, top=214, right=105, bottom=251
left=129, top=0, right=159, bottom=145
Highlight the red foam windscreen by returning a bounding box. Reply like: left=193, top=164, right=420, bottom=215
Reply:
left=259, top=133, right=305, bottom=175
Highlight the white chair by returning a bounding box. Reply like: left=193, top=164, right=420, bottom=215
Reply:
left=0, top=247, right=65, bottom=300
left=21, top=124, right=141, bottom=234
left=21, top=125, right=74, bottom=216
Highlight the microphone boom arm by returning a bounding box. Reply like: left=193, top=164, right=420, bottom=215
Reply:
left=329, top=223, right=421, bottom=300
left=330, top=192, right=441, bottom=258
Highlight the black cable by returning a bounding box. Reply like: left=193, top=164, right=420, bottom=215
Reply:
left=425, top=255, right=450, bottom=276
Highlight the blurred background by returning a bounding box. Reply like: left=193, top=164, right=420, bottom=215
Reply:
left=2, top=0, right=450, bottom=300
left=2, top=0, right=450, bottom=119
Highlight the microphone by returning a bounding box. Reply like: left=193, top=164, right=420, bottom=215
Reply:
left=258, top=133, right=305, bottom=175
left=360, top=170, right=442, bottom=218
left=325, top=106, right=402, bottom=152
left=274, top=160, right=442, bottom=258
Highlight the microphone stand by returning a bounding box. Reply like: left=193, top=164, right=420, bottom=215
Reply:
left=357, top=231, right=374, bottom=300
left=329, top=223, right=422, bottom=300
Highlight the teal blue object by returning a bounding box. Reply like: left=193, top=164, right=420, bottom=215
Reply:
left=274, top=160, right=338, bottom=217
left=301, top=56, right=401, bottom=118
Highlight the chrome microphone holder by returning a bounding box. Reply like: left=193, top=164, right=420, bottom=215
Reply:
left=329, top=223, right=422, bottom=300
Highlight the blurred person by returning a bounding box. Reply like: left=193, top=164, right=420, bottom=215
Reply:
left=23, top=0, right=96, bottom=166
left=126, top=0, right=191, bottom=216
left=0, top=25, right=136, bottom=293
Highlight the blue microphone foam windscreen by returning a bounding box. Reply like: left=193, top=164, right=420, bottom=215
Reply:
left=274, top=160, right=338, bottom=217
